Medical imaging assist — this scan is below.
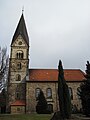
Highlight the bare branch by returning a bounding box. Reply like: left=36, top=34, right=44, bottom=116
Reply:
left=0, top=46, right=9, bottom=92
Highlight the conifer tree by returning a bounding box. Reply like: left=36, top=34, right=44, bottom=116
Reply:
left=58, top=60, right=71, bottom=119
left=36, top=89, right=48, bottom=114
left=77, top=61, right=90, bottom=116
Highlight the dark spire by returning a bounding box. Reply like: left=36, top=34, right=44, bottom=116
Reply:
left=11, top=13, right=29, bottom=46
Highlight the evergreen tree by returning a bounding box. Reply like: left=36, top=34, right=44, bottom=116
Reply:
left=58, top=60, right=71, bottom=119
left=36, top=89, right=48, bottom=114
left=77, top=61, right=90, bottom=116
left=58, top=60, right=65, bottom=119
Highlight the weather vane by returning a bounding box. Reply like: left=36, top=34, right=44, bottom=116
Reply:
left=22, top=6, right=24, bottom=13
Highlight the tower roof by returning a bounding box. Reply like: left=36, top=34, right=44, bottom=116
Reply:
left=11, top=13, right=29, bottom=46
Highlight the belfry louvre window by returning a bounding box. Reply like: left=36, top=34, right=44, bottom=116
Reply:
left=35, top=88, right=40, bottom=98
left=16, top=51, right=23, bottom=59
left=16, top=74, right=21, bottom=81
left=46, top=88, right=52, bottom=98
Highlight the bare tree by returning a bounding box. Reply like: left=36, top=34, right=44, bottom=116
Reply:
left=0, top=46, right=9, bottom=92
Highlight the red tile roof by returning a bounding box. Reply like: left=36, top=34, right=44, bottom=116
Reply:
left=11, top=100, right=25, bottom=106
left=29, top=69, right=85, bottom=82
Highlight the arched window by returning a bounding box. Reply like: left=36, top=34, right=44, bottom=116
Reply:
left=16, top=53, right=18, bottom=58
left=16, top=92, right=20, bottom=100
left=77, top=87, right=81, bottom=99
left=16, top=74, right=21, bottom=81
left=15, top=85, right=21, bottom=100
left=17, top=63, right=22, bottom=69
left=69, top=87, right=73, bottom=100
left=16, top=51, right=24, bottom=59
left=46, top=88, right=52, bottom=98
left=21, top=53, right=23, bottom=58
left=35, top=88, right=40, bottom=98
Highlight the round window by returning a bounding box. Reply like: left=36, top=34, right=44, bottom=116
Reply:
left=18, top=41, right=22, bottom=45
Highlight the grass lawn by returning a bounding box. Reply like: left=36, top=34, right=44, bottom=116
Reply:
left=0, top=114, right=52, bottom=120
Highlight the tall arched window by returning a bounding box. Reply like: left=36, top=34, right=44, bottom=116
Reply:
left=16, top=92, right=20, bottom=100
left=77, top=87, right=81, bottom=99
left=21, top=53, right=23, bottom=58
left=16, top=51, right=24, bottom=59
left=46, top=88, right=52, bottom=98
left=35, top=88, right=40, bottom=98
left=16, top=74, right=21, bottom=81
left=69, top=87, right=73, bottom=100
left=16, top=85, right=20, bottom=100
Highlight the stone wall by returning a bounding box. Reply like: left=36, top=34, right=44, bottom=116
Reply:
left=26, top=81, right=82, bottom=113
left=26, top=82, right=58, bottom=113
left=67, top=82, right=82, bottom=110
left=10, top=35, right=29, bottom=59
left=8, top=83, right=26, bottom=109
left=11, top=106, right=25, bottom=114
left=9, top=59, right=28, bottom=83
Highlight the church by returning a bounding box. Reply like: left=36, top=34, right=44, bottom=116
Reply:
left=7, top=13, right=85, bottom=114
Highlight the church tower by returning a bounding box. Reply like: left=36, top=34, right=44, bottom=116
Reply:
left=8, top=13, right=29, bottom=113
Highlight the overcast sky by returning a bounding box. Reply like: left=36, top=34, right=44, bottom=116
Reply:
left=0, top=0, right=90, bottom=71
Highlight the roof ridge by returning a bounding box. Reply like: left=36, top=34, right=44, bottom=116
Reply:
left=29, top=68, right=57, bottom=70
left=29, top=68, right=83, bottom=71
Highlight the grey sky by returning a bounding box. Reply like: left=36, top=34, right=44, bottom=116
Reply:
left=0, top=0, right=90, bottom=71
